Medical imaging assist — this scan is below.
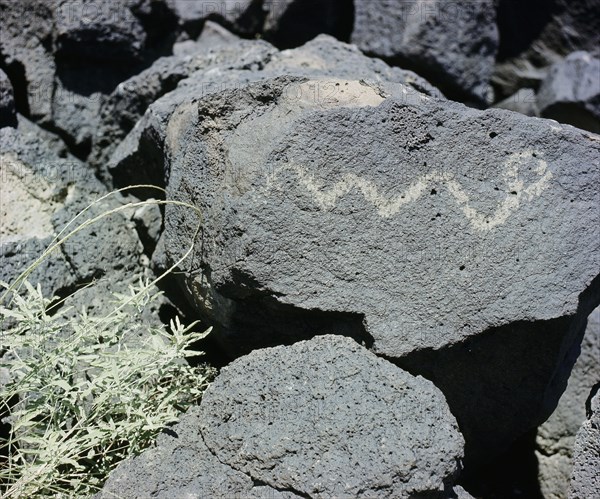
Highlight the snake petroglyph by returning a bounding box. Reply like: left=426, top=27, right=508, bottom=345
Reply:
left=265, top=150, right=553, bottom=231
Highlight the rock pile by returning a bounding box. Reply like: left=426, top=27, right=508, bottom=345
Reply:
left=1, top=1, right=599, bottom=497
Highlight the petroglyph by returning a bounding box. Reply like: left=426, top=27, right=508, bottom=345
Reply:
left=266, top=150, right=553, bottom=231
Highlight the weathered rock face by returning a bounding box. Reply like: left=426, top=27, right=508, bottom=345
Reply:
left=200, top=335, right=464, bottom=498
left=537, top=51, right=600, bottom=134
left=116, top=41, right=600, bottom=463
left=569, top=386, right=600, bottom=498
left=0, top=116, right=144, bottom=297
left=107, top=36, right=438, bottom=191
left=91, top=38, right=278, bottom=175
left=494, top=0, right=600, bottom=98
left=536, top=307, right=600, bottom=499
left=352, top=0, right=498, bottom=104
left=0, top=68, right=16, bottom=128
left=101, top=335, right=464, bottom=498
left=98, top=405, right=301, bottom=499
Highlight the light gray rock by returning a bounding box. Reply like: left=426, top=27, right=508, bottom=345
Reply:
left=0, top=69, right=16, bottom=128
left=536, top=307, right=600, bottom=499
left=172, top=21, right=241, bottom=56
left=200, top=335, right=464, bottom=498
left=569, top=386, right=600, bottom=498
left=98, top=406, right=301, bottom=499
left=537, top=51, right=600, bottom=133
left=172, top=0, right=261, bottom=36
left=452, top=485, right=475, bottom=499
left=494, top=88, right=540, bottom=117
left=0, top=116, right=143, bottom=295
left=352, top=0, right=498, bottom=104
left=493, top=0, right=600, bottom=98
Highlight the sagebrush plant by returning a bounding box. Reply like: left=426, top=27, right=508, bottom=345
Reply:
left=0, top=187, right=215, bottom=497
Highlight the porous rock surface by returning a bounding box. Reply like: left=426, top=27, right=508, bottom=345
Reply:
left=536, top=306, right=600, bottom=499
left=569, top=386, right=600, bottom=498
left=110, top=35, right=600, bottom=464
left=97, top=406, right=299, bottom=499
left=352, top=0, right=498, bottom=104
left=0, top=115, right=144, bottom=297
left=101, top=335, right=464, bottom=498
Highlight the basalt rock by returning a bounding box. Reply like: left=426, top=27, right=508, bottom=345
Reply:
left=536, top=307, right=600, bottom=499
left=130, top=54, right=600, bottom=464
left=352, top=0, right=498, bottom=104
left=101, top=335, right=464, bottom=498
left=569, top=385, right=600, bottom=498
left=537, top=51, right=600, bottom=134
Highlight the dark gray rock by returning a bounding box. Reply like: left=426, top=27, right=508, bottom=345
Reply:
left=144, top=61, right=599, bottom=466
left=569, top=386, right=600, bottom=498
left=0, top=0, right=56, bottom=121
left=494, top=0, right=600, bottom=98
left=0, top=69, right=16, bottom=128
left=98, top=405, right=301, bottom=499
left=352, top=0, right=498, bottom=104
left=536, top=307, right=600, bottom=499
left=0, top=0, right=178, bottom=153
left=200, top=335, right=464, bottom=498
left=54, top=0, right=146, bottom=61
left=0, top=116, right=143, bottom=295
left=493, top=88, right=540, bottom=117
left=107, top=36, right=438, bottom=189
left=91, top=38, right=277, bottom=175
left=537, top=51, right=600, bottom=133
left=262, top=0, right=353, bottom=49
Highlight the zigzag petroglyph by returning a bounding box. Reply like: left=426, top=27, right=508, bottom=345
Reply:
left=266, top=151, right=553, bottom=231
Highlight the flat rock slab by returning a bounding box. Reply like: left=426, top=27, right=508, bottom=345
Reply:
left=200, top=335, right=464, bottom=498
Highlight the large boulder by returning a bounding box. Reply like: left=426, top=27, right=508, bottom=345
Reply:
left=112, top=39, right=600, bottom=466
left=536, top=307, right=600, bottom=499
left=351, top=0, right=499, bottom=104
left=569, top=385, right=600, bottom=498
left=101, top=335, right=464, bottom=498
left=537, top=51, right=600, bottom=134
